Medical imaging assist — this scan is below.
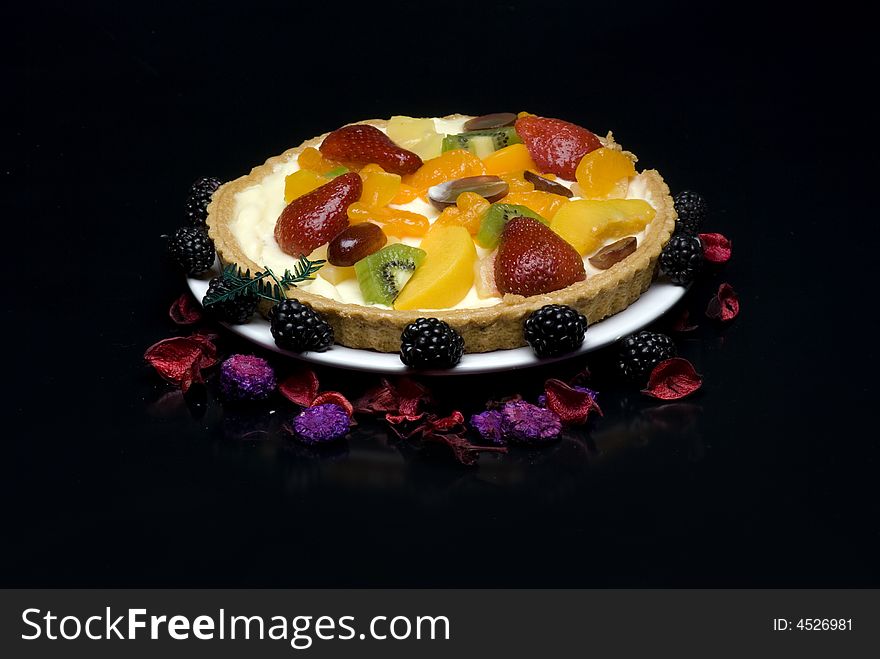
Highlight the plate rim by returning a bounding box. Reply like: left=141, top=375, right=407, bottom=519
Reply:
left=186, top=270, right=686, bottom=376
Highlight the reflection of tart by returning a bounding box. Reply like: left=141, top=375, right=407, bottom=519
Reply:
left=207, top=113, right=675, bottom=353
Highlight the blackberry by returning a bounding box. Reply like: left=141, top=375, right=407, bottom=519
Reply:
left=400, top=318, right=464, bottom=368
left=673, top=190, right=708, bottom=235
left=617, top=331, right=676, bottom=382
left=269, top=299, right=334, bottom=352
left=660, top=234, right=703, bottom=285
left=523, top=304, right=588, bottom=358
left=202, top=276, right=258, bottom=324
left=168, top=225, right=215, bottom=276
left=185, top=176, right=223, bottom=227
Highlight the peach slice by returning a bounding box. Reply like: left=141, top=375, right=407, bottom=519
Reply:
left=482, top=143, right=538, bottom=176
left=393, top=225, right=477, bottom=310
left=550, top=199, right=655, bottom=255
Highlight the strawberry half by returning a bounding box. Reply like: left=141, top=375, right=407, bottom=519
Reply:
left=495, top=216, right=586, bottom=296
left=274, top=172, right=361, bottom=257
left=320, top=124, right=423, bottom=175
left=514, top=115, right=602, bottom=180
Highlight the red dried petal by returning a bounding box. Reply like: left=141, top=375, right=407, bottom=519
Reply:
left=311, top=391, right=354, bottom=417
left=396, top=378, right=432, bottom=416
left=426, top=410, right=466, bottom=433
left=672, top=309, right=698, bottom=333
left=386, top=413, right=426, bottom=425
left=385, top=412, right=428, bottom=439
left=169, top=293, right=203, bottom=325
left=354, top=379, right=401, bottom=415
left=421, top=430, right=507, bottom=466
left=543, top=378, right=602, bottom=425
left=706, top=283, right=740, bottom=321
left=384, top=408, right=505, bottom=465
left=642, top=358, right=703, bottom=400
left=398, top=398, right=421, bottom=417
left=144, top=336, right=208, bottom=392
left=279, top=368, right=320, bottom=407
left=699, top=232, right=732, bottom=264
left=186, top=333, right=219, bottom=368
left=353, top=377, right=432, bottom=416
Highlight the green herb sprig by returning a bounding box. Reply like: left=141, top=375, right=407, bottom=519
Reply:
left=203, top=256, right=325, bottom=307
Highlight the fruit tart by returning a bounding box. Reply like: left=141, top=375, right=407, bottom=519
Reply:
left=207, top=112, right=676, bottom=353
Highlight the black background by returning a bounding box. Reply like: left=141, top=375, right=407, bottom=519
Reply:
left=4, top=1, right=875, bottom=587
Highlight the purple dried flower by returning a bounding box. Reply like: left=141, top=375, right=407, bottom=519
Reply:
left=501, top=400, right=561, bottom=443
left=470, top=410, right=506, bottom=445
left=537, top=385, right=597, bottom=408
left=219, top=355, right=276, bottom=401
left=293, top=403, right=350, bottom=444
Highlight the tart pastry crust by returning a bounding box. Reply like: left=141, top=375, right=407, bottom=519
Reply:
left=207, top=115, right=676, bottom=353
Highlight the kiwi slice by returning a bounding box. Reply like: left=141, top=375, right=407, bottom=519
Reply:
left=354, top=243, right=426, bottom=305
left=441, top=127, right=522, bottom=154
left=475, top=203, right=547, bottom=249
left=465, top=135, right=495, bottom=159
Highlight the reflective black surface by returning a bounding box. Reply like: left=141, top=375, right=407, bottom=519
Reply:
left=5, top=2, right=875, bottom=586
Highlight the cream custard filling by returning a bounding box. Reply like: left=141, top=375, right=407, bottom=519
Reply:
left=229, top=118, right=656, bottom=311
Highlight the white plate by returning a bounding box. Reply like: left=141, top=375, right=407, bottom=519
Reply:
left=187, top=270, right=685, bottom=376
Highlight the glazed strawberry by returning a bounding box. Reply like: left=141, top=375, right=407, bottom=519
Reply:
left=320, top=124, right=423, bottom=175
left=495, top=217, right=586, bottom=296
left=275, top=172, right=361, bottom=257
left=514, top=115, right=602, bottom=180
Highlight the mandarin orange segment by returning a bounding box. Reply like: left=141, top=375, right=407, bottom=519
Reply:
left=346, top=201, right=373, bottom=224
left=456, top=191, right=491, bottom=213
left=359, top=166, right=401, bottom=207
left=346, top=202, right=429, bottom=237
left=455, top=191, right=491, bottom=234
left=401, top=149, right=486, bottom=190
left=604, top=179, right=630, bottom=199
left=433, top=192, right=490, bottom=234
left=482, top=143, right=538, bottom=176
left=451, top=211, right=485, bottom=235
left=497, top=190, right=568, bottom=220
left=297, top=146, right=343, bottom=175
left=390, top=183, right=422, bottom=205
left=379, top=210, right=430, bottom=237
left=434, top=206, right=463, bottom=227
left=575, top=147, right=637, bottom=198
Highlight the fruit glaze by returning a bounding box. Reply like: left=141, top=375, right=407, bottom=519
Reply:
left=227, top=113, right=662, bottom=312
